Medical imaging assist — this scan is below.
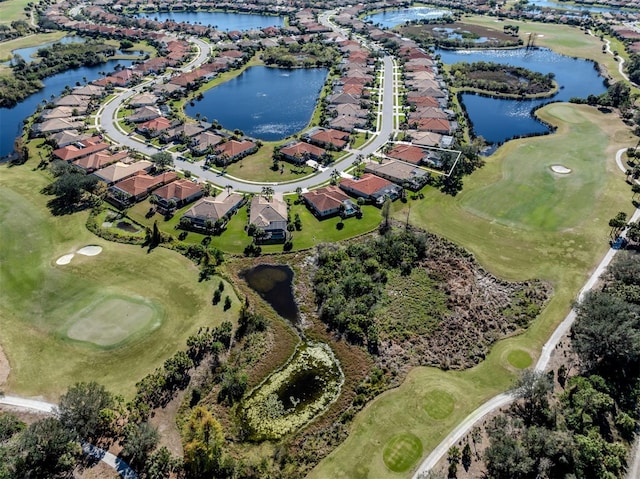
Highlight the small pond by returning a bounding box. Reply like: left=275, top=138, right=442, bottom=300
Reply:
left=242, top=263, right=298, bottom=321
left=134, top=11, right=285, bottom=31
left=241, top=341, right=344, bottom=440
left=436, top=47, right=607, bottom=145
left=185, top=66, right=328, bottom=141
left=365, top=7, right=451, bottom=29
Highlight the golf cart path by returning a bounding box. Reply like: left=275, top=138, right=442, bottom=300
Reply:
left=412, top=148, right=640, bottom=478
left=0, top=395, right=138, bottom=478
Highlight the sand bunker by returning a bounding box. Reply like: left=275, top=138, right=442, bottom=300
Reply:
left=551, top=165, right=572, bottom=174
left=77, top=245, right=103, bottom=256
left=56, top=253, right=75, bottom=265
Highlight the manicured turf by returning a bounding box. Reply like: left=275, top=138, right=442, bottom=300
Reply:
left=423, top=390, right=455, bottom=420
left=0, top=0, right=32, bottom=24
left=461, top=104, right=609, bottom=231
left=308, top=103, right=635, bottom=479
left=0, top=153, right=240, bottom=400
left=64, top=295, right=160, bottom=347
left=382, top=433, right=423, bottom=473
left=0, top=31, right=67, bottom=61
left=507, top=349, right=533, bottom=369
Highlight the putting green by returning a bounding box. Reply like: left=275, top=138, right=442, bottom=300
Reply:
left=423, top=389, right=455, bottom=419
left=382, top=433, right=423, bottom=473
left=507, top=349, right=533, bottom=369
left=65, top=296, right=161, bottom=347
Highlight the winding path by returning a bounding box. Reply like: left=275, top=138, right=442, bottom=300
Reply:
left=412, top=148, right=640, bottom=478
left=96, top=14, right=398, bottom=194
left=0, top=395, right=138, bottom=478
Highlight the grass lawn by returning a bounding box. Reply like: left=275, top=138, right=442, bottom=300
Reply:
left=0, top=31, right=67, bottom=61
left=0, top=0, right=31, bottom=24
left=382, top=433, right=423, bottom=473
left=0, top=155, right=241, bottom=400
left=308, top=103, right=636, bottom=479
left=422, top=389, right=455, bottom=420
left=224, top=143, right=312, bottom=183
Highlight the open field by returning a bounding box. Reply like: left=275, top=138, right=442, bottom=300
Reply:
left=0, top=154, right=241, bottom=400
left=0, top=31, right=67, bottom=61
left=0, top=0, right=31, bottom=24
left=308, top=102, right=636, bottom=478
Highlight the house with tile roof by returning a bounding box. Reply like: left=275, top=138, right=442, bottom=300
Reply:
left=279, top=141, right=327, bottom=165
left=152, top=178, right=204, bottom=212
left=306, top=128, right=350, bottom=150
left=52, top=137, right=110, bottom=162
left=339, top=173, right=402, bottom=205
left=212, top=139, right=258, bottom=166
left=191, top=131, right=223, bottom=155
left=364, top=159, right=430, bottom=191
left=92, top=160, right=154, bottom=186
left=386, top=143, right=426, bottom=165
left=109, top=171, right=177, bottom=205
left=136, top=117, right=173, bottom=137
left=249, top=194, right=288, bottom=242
left=302, top=185, right=359, bottom=219
left=182, top=192, right=246, bottom=230
left=72, top=150, right=130, bottom=173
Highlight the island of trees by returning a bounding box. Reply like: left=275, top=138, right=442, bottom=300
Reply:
left=448, top=61, right=556, bottom=98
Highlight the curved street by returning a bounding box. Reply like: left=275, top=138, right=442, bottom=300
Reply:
left=412, top=148, right=640, bottom=478
left=97, top=17, right=398, bottom=194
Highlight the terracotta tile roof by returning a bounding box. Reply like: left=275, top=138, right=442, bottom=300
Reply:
left=280, top=141, right=326, bottom=158
left=303, top=185, right=350, bottom=213
left=309, top=129, right=349, bottom=148
left=93, top=160, right=153, bottom=184
left=112, top=171, right=177, bottom=197
left=387, top=144, right=425, bottom=165
left=138, top=117, right=172, bottom=132
left=153, top=178, right=203, bottom=201
left=184, top=192, right=245, bottom=222
left=340, top=173, right=395, bottom=196
left=53, top=137, right=110, bottom=161
left=73, top=150, right=129, bottom=171
left=216, top=139, right=256, bottom=158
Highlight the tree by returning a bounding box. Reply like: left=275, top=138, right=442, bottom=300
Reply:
left=571, top=291, right=640, bottom=373
left=144, top=446, right=180, bottom=479
left=512, top=369, right=554, bottom=426
left=608, top=211, right=627, bottom=238
left=381, top=197, right=392, bottom=231
left=12, top=418, right=81, bottom=479
left=182, top=406, right=225, bottom=478
left=57, top=381, right=115, bottom=441
left=261, top=186, right=274, bottom=200
left=151, top=151, right=174, bottom=170
left=121, top=422, right=159, bottom=468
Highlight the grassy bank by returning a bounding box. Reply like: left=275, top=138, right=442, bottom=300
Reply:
left=308, top=102, right=636, bottom=478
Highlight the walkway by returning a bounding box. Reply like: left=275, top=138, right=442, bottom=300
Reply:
left=412, top=148, right=640, bottom=478
left=96, top=14, right=399, bottom=194
left=0, top=394, right=138, bottom=479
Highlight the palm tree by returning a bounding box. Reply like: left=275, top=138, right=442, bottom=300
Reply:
left=261, top=186, right=274, bottom=201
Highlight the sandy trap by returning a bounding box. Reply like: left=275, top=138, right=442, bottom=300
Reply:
left=551, top=165, right=572, bottom=174
left=77, top=245, right=103, bottom=256
left=56, top=245, right=103, bottom=265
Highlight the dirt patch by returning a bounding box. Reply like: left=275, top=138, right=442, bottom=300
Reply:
left=149, top=392, right=185, bottom=457
left=0, top=343, right=9, bottom=386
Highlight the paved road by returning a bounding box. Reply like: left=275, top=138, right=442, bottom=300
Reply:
left=97, top=15, right=397, bottom=194
left=413, top=148, right=640, bottom=478
left=0, top=395, right=138, bottom=478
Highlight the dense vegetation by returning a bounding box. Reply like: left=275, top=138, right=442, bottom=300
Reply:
left=0, top=41, right=115, bottom=107
left=448, top=61, right=555, bottom=97
left=261, top=42, right=340, bottom=68
left=477, top=252, right=640, bottom=479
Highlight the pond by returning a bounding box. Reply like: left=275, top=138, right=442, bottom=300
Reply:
left=185, top=66, right=328, bottom=141
left=528, top=0, right=638, bottom=14
left=365, top=7, right=451, bottom=29
left=241, top=341, right=343, bottom=440
left=134, top=11, right=285, bottom=31
left=241, top=263, right=298, bottom=321
left=0, top=59, right=135, bottom=158
left=436, top=47, right=607, bottom=144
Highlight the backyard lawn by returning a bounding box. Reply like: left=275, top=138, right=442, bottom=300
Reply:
left=308, top=102, right=636, bottom=479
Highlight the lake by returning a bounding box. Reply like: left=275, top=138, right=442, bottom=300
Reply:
left=134, top=11, right=285, bottom=31
left=528, top=0, right=638, bottom=14
left=185, top=66, right=328, bottom=141
left=436, top=47, right=607, bottom=144
left=0, top=59, right=134, bottom=158
left=365, top=7, right=451, bottom=29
